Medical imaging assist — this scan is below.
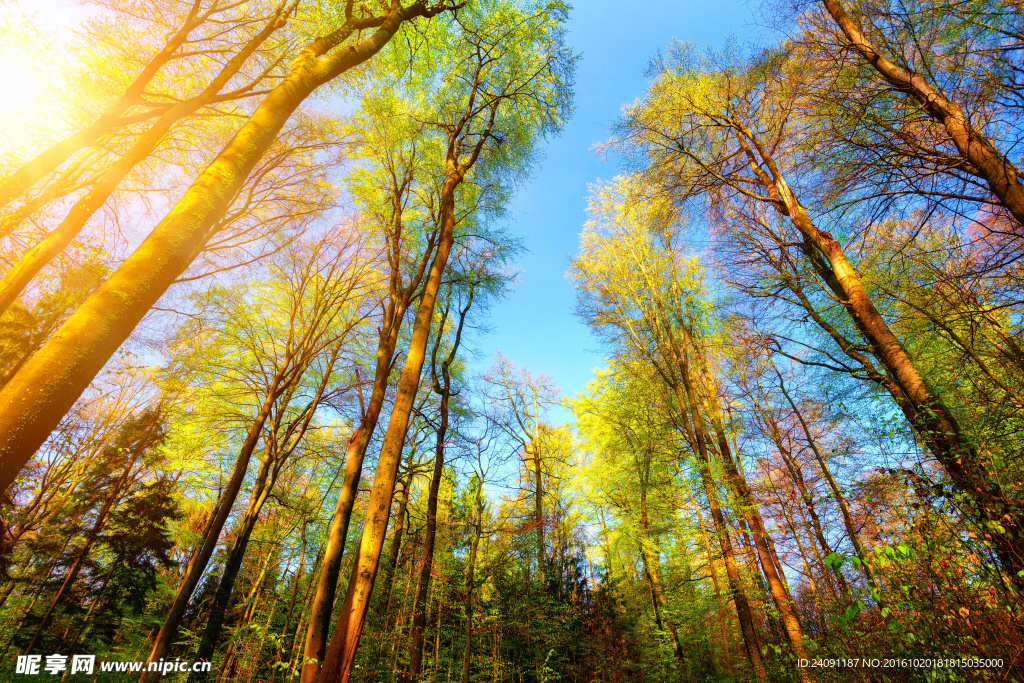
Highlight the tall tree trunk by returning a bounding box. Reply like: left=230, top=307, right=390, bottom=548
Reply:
left=671, top=379, right=766, bottom=680
left=186, top=447, right=280, bottom=681
left=0, top=2, right=444, bottom=495
left=461, top=486, right=483, bottom=683
left=315, top=164, right=463, bottom=683
left=777, top=441, right=848, bottom=601
left=740, top=123, right=1024, bottom=588
left=705, top=403, right=808, bottom=668
left=680, top=476, right=734, bottom=678
left=406, top=389, right=450, bottom=680
left=189, top=346, right=335, bottom=681
left=529, top=440, right=546, bottom=581
left=638, top=487, right=685, bottom=668
left=141, top=378, right=285, bottom=680
left=380, top=473, right=413, bottom=617
left=299, top=196, right=430, bottom=682
left=0, top=11, right=287, bottom=317
left=821, top=0, right=1024, bottom=229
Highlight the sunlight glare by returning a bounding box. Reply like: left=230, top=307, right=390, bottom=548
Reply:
left=0, top=45, right=39, bottom=121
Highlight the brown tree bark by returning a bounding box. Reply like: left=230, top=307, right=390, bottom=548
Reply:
left=298, top=162, right=435, bottom=683
left=407, top=288, right=473, bottom=681
left=315, top=161, right=463, bottom=683
left=672, top=384, right=766, bottom=680
left=729, top=118, right=1024, bottom=590
left=405, top=406, right=448, bottom=681
left=187, top=349, right=334, bottom=682
left=704, top=400, right=808, bottom=667
left=313, top=50, right=503, bottom=676
left=680, top=476, right=735, bottom=678
left=140, top=386, right=279, bottom=680
left=461, top=477, right=485, bottom=683
left=821, top=0, right=1024, bottom=230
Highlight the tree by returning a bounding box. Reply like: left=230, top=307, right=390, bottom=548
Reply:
left=142, top=227, right=371, bottom=676
left=315, top=3, right=573, bottom=679
left=0, top=0, right=463, bottom=493
left=614, top=47, right=1024, bottom=591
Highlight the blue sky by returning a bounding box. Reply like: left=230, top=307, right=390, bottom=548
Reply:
left=472, top=0, right=762, bottom=408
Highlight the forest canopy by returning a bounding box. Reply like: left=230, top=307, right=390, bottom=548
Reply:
left=0, top=0, right=1021, bottom=681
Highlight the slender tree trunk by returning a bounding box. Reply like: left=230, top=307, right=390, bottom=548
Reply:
left=315, top=163, right=463, bottom=683
left=141, top=380, right=284, bottom=680
left=771, top=363, right=883, bottom=599
left=266, top=527, right=306, bottom=683
left=380, top=458, right=415, bottom=617
left=638, top=486, right=685, bottom=668
left=299, top=241, right=423, bottom=683
left=530, top=440, right=546, bottom=581
left=672, top=380, right=766, bottom=680
left=743, top=126, right=1024, bottom=587
left=779, top=443, right=848, bottom=601
left=708, top=409, right=808, bottom=668
left=461, top=490, right=483, bottom=683
left=187, top=446, right=281, bottom=681
left=190, top=344, right=335, bottom=681
left=406, top=392, right=449, bottom=681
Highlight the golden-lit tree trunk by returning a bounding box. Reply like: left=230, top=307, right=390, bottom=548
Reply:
left=735, top=120, right=1024, bottom=590
left=0, top=10, right=288, bottom=318
left=380, top=467, right=414, bottom=617
left=315, top=167, right=462, bottom=683
left=188, top=363, right=330, bottom=682
left=299, top=178, right=432, bottom=682
left=299, top=321, right=406, bottom=683
left=697, top=455, right=765, bottom=679
left=0, top=2, right=446, bottom=495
